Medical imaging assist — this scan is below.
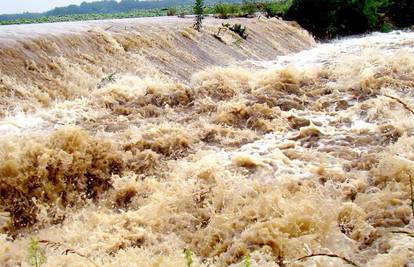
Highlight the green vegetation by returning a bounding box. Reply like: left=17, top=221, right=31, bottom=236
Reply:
left=244, top=255, right=252, bottom=267
left=0, top=0, right=293, bottom=25
left=167, top=7, right=178, bottom=16
left=0, top=0, right=235, bottom=25
left=0, top=0, right=292, bottom=26
left=240, top=0, right=257, bottom=16
left=0, top=0, right=239, bottom=21
left=223, top=23, right=249, bottom=39
left=0, top=0, right=411, bottom=40
left=0, top=8, right=183, bottom=25
left=213, top=3, right=239, bottom=19
left=193, top=0, right=205, bottom=31
left=211, top=0, right=292, bottom=19
left=285, top=0, right=414, bottom=38
left=184, top=249, right=193, bottom=267
left=263, top=0, right=292, bottom=17
left=28, top=237, right=46, bottom=267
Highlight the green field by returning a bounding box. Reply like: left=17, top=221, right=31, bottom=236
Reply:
left=0, top=7, right=192, bottom=25
left=0, top=1, right=289, bottom=26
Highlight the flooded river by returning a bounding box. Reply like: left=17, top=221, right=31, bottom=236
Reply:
left=0, top=18, right=413, bottom=266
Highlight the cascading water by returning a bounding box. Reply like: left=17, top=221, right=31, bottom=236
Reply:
left=0, top=16, right=413, bottom=266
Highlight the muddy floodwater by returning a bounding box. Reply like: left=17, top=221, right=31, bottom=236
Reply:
left=0, top=17, right=414, bottom=266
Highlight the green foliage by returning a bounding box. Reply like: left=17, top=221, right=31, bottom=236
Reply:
left=224, top=23, right=249, bottom=39
left=167, top=7, right=178, bottom=16
left=362, top=0, right=389, bottom=28
left=211, top=0, right=293, bottom=19
left=184, top=249, right=193, bottom=267
left=387, top=0, right=414, bottom=27
left=240, top=0, right=257, bottom=16
left=28, top=237, right=46, bottom=267
left=285, top=0, right=414, bottom=39
left=244, top=255, right=252, bottom=267
left=0, top=8, right=177, bottom=25
left=179, top=11, right=188, bottom=18
left=234, top=37, right=244, bottom=46
left=97, top=72, right=117, bottom=89
left=263, top=0, right=292, bottom=17
left=0, top=1, right=296, bottom=26
left=0, top=0, right=207, bottom=20
left=213, top=3, right=239, bottom=19
left=285, top=0, right=366, bottom=38
left=193, top=0, right=204, bottom=31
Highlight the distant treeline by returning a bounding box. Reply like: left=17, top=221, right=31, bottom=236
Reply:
left=0, top=0, right=240, bottom=21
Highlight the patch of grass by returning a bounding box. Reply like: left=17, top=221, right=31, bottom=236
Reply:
left=244, top=255, right=251, bottom=267
left=28, top=237, right=46, bottom=267
left=0, top=6, right=192, bottom=25
left=184, top=249, right=193, bottom=267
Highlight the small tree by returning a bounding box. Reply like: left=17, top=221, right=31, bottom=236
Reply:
left=193, top=0, right=204, bottom=31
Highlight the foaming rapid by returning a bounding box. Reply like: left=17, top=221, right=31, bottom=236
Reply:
left=0, top=17, right=314, bottom=117
left=1, top=16, right=414, bottom=266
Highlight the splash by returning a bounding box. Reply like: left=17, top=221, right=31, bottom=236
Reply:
left=0, top=17, right=414, bottom=266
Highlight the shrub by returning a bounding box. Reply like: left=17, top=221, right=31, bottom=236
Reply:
left=387, top=0, right=414, bottom=27
left=362, top=0, right=389, bottom=29
left=285, top=0, right=413, bottom=39
left=263, top=0, right=292, bottom=17
left=285, top=0, right=370, bottom=38
left=229, top=23, right=249, bottom=39
left=178, top=11, right=187, bottom=18
left=166, top=7, right=177, bottom=16
left=241, top=0, right=258, bottom=16
left=213, top=3, right=238, bottom=19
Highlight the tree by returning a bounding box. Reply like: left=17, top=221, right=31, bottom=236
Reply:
left=387, top=0, right=414, bottom=27
left=285, top=0, right=369, bottom=38
left=193, top=0, right=204, bottom=31
left=284, top=0, right=414, bottom=38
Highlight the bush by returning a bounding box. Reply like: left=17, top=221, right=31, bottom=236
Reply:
left=213, top=3, right=239, bottom=19
left=224, top=23, right=249, bottom=39
left=241, top=0, right=258, bottom=16
left=178, top=11, right=188, bottom=18
left=285, top=0, right=371, bottom=38
left=285, top=0, right=414, bottom=39
left=166, top=7, right=177, bottom=16
left=387, top=0, right=414, bottom=27
left=263, top=0, right=292, bottom=17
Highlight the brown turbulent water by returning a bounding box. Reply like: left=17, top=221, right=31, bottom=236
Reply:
left=0, top=16, right=414, bottom=266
